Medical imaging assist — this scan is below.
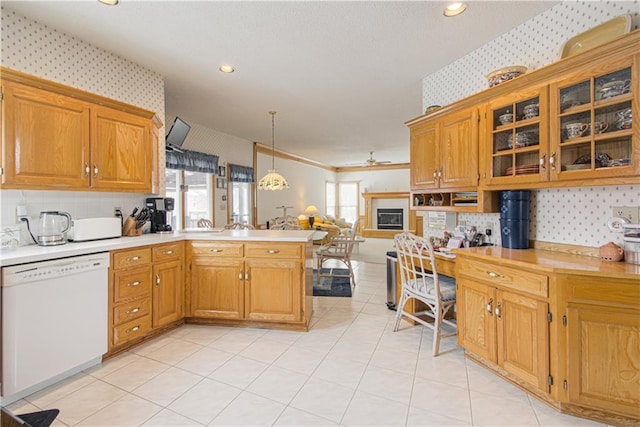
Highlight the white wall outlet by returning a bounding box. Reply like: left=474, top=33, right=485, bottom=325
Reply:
left=612, top=206, right=639, bottom=223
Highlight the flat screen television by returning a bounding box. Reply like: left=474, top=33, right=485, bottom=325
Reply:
left=165, top=117, right=191, bottom=150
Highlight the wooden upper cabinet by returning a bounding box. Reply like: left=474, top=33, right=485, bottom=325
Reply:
left=409, top=106, right=478, bottom=191
left=548, top=55, right=639, bottom=182
left=439, top=107, right=479, bottom=189
left=0, top=67, right=158, bottom=193
left=90, top=106, right=152, bottom=192
left=410, top=120, right=438, bottom=189
left=1, top=81, right=91, bottom=189
left=482, top=85, right=550, bottom=187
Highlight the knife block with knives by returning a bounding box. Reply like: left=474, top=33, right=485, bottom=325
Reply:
left=122, top=216, right=143, bottom=236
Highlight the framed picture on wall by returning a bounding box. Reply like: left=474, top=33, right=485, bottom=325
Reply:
left=219, top=166, right=226, bottom=177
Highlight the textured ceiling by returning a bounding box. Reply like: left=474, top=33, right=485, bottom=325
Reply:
left=3, top=1, right=556, bottom=167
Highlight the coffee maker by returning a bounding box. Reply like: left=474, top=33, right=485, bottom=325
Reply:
left=146, top=197, right=175, bottom=233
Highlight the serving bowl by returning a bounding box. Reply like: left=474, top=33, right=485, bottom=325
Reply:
left=487, top=66, right=527, bottom=88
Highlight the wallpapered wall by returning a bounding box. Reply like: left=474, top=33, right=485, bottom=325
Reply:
left=0, top=7, right=166, bottom=229
left=422, top=0, right=639, bottom=248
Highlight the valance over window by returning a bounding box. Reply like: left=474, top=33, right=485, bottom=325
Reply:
left=228, top=164, right=255, bottom=183
left=166, top=148, right=219, bottom=174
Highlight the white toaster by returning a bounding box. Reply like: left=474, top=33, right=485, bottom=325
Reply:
left=67, top=217, right=122, bottom=242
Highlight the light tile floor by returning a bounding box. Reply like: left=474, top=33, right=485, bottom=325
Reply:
left=8, top=260, right=608, bottom=426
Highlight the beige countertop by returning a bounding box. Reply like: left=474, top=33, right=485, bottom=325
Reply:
left=455, top=246, right=640, bottom=279
left=0, top=230, right=315, bottom=267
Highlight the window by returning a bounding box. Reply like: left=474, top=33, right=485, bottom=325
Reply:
left=325, top=181, right=336, bottom=217
left=184, top=171, right=213, bottom=228
left=165, top=169, right=213, bottom=229
left=230, top=181, right=252, bottom=224
left=338, top=182, right=359, bottom=223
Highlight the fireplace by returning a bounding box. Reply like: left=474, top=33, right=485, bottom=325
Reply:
left=377, top=208, right=403, bottom=230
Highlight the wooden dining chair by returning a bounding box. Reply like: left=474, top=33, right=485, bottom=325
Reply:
left=316, top=219, right=359, bottom=287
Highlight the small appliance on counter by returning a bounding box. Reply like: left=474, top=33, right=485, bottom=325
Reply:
left=21, top=211, right=73, bottom=246
left=607, top=217, right=640, bottom=264
left=67, top=217, right=122, bottom=242
left=146, top=197, right=175, bottom=233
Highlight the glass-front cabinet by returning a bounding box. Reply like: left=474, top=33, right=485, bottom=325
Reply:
left=484, top=86, right=549, bottom=185
left=549, top=57, right=637, bottom=181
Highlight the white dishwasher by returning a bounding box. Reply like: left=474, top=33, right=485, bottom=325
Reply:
left=1, top=252, right=109, bottom=404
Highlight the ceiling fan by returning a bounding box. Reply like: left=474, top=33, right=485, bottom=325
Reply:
left=348, top=151, right=392, bottom=167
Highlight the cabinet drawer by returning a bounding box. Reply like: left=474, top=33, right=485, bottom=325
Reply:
left=113, top=248, right=152, bottom=270
left=112, top=315, right=152, bottom=347
left=190, top=242, right=243, bottom=257
left=113, top=266, right=152, bottom=302
left=564, top=275, right=640, bottom=308
left=245, top=243, right=301, bottom=259
left=153, top=242, right=183, bottom=262
left=113, top=298, right=151, bottom=326
left=456, top=258, right=548, bottom=298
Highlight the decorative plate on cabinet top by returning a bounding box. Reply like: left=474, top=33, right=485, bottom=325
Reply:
left=559, top=14, right=632, bottom=59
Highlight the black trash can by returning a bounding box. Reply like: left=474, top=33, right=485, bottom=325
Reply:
left=386, top=251, right=398, bottom=310
left=499, top=190, right=530, bottom=249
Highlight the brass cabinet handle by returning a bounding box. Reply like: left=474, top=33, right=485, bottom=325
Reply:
left=266, top=249, right=280, bottom=254
left=495, top=302, right=502, bottom=319
left=93, top=164, right=99, bottom=178
left=245, top=271, right=249, bottom=280
left=539, top=153, right=546, bottom=170
left=433, top=170, right=438, bottom=179
left=438, top=169, right=443, bottom=179
left=487, top=271, right=504, bottom=279
left=486, top=298, right=494, bottom=315
left=163, top=250, right=174, bottom=255
left=211, top=249, right=223, bottom=253
left=126, top=307, right=140, bottom=314
left=239, top=270, right=244, bottom=280
left=127, top=281, right=141, bottom=287
left=155, top=274, right=160, bottom=286
left=126, top=325, right=140, bottom=334
left=84, top=162, right=90, bottom=177
left=129, top=256, right=141, bottom=261
left=549, top=152, right=556, bottom=170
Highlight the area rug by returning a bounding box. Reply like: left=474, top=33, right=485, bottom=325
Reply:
left=312, top=268, right=352, bottom=297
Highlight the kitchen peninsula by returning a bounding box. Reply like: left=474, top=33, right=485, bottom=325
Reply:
left=0, top=230, right=316, bottom=358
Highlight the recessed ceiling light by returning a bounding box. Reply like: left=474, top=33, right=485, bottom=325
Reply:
left=98, top=0, right=119, bottom=5
left=219, top=65, right=235, bottom=73
left=443, top=2, right=467, bottom=17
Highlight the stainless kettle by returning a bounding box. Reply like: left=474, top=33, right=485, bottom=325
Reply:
left=37, top=211, right=72, bottom=246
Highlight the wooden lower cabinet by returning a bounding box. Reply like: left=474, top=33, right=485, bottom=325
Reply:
left=108, top=243, right=184, bottom=354
left=187, top=240, right=309, bottom=329
left=457, top=251, right=640, bottom=426
left=457, top=275, right=550, bottom=392
left=562, top=274, right=640, bottom=423
left=189, top=256, right=244, bottom=319
left=152, top=243, right=184, bottom=327
left=245, top=258, right=301, bottom=323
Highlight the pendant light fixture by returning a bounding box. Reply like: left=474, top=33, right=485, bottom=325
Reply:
left=258, top=111, right=289, bottom=190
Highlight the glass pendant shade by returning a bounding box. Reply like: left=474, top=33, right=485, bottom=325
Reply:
left=258, top=169, right=289, bottom=190
left=259, top=111, right=289, bottom=191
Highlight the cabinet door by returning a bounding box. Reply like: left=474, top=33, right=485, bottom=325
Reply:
left=410, top=120, right=438, bottom=189
left=152, top=259, right=184, bottom=327
left=189, top=257, right=244, bottom=319
left=456, top=277, right=497, bottom=363
left=439, top=107, right=479, bottom=188
left=245, top=258, right=301, bottom=323
left=1, top=81, right=90, bottom=189
left=90, top=106, right=152, bottom=192
left=484, top=87, right=549, bottom=186
left=567, top=306, right=640, bottom=418
left=549, top=56, right=638, bottom=181
left=496, top=290, right=549, bottom=392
